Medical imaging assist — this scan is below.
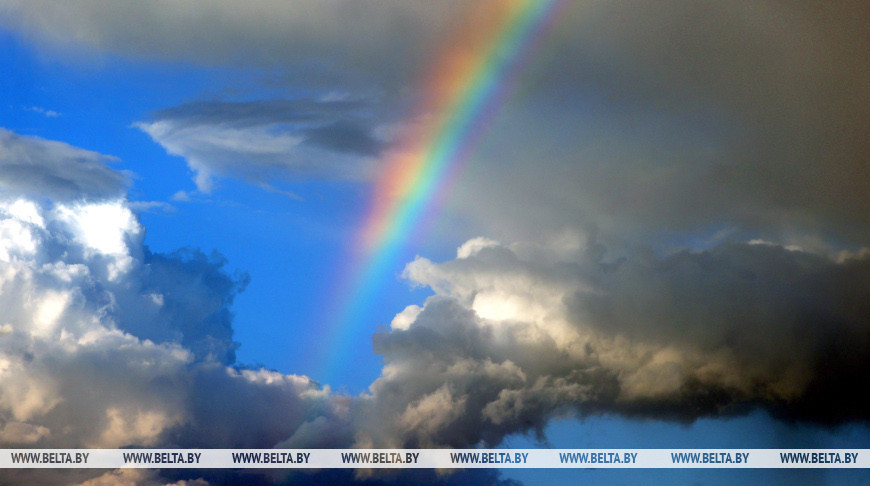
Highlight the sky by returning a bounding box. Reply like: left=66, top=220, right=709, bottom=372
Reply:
left=0, top=1, right=868, bottom=485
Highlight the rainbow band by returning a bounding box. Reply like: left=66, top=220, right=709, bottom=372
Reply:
left=318, top=0, right=566, bottom=382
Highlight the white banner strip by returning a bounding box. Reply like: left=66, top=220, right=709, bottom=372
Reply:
left=0, top=449, right=867, bottom=469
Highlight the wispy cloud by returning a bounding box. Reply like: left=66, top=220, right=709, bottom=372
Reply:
left=135, top=99, right=386, bottom=193
left=128, top=200, right=175, bottom=213
left=26, top=106, right=61, bottom=118
left=0, top=128, right=128, bottom=200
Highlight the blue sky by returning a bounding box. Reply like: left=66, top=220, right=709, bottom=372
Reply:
left=0, top=2, right=868, bottom=485
left=1, top=29, right=432, bottom=387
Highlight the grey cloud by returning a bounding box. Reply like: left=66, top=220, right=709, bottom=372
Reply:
left=169, top=365, right=338, bottom=449
left=304, top=120, right=383, bottom=157
left=2, top=126, right=868, bottom=485
left=5, top=468, right=202, bottom=486
left=5, top=2, right=865, bottom=245
left=136, top=99, right=386, bottom=192
left=117, top=248, right=250, bottom=365
left=353, top=237, right=870, bottom=449
left=571, top=242, right=870, bottom=424
left=149, top=99, right=367, bottom=128
left=0, top=128, right=129, bottom=200
left=0, top=0, right=474, bottom=94
left=441, top=1, right=869, bottom=248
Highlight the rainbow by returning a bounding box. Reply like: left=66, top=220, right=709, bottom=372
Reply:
left=317, top=0, right=567, bottom=382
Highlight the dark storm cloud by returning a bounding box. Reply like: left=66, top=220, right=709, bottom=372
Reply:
left=444, top=1, right=870, bottom=247
left=570, top=243, right=870, bottom=424
left=349, top=238, right=869, bottom=448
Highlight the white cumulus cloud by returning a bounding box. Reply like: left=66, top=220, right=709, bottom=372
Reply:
left=0, top=129, right=349, bottom=484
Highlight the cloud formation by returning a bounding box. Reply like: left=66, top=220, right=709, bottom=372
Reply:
left=2, top=1, right=867, bottom=246
left=1, top=122, right=869, bottom=485
left=351, top=236, right=870, bottom=448
left=1, top=0, right=869, bottom=482
left=0, top=130, right=346, bottom=483
left=0, top=0, right=463, bottom=88
left=136, top=99, right=386, bottom=192
left=447, top=1, right=868, bottom=248
left=0, top=128, right=128, bottom=200
left=0, top=196, right=342, bottom=447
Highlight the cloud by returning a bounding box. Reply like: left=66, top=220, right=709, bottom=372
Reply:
left=0, top=210, right=347, bottom=485
left=0, top=128, right=129, bottom=201
left=1, top=125, right=868, bottom=485
left=0, top=196, right=343, bottom=452
left=1, top=0, right=868, bottom=477
left=128, top=200, right=175, bottom=213
left=0, top=421, right=50, bottom=444
left=135, top=99, right=387, bottom=192
left=25, top=106, right=61, bottom=118
left=352, top=236, right=870, bottom=448
left=0, top=0, right=465, bottom=89
left=171, top=190, right=192, bottom=202
left=4, top=2, right=864, bottom=246
left=440, top=1, right=870, bottom=247
left=58, top=469, right=210, bottom=486
left=0, top=129, right=351, bottom=484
